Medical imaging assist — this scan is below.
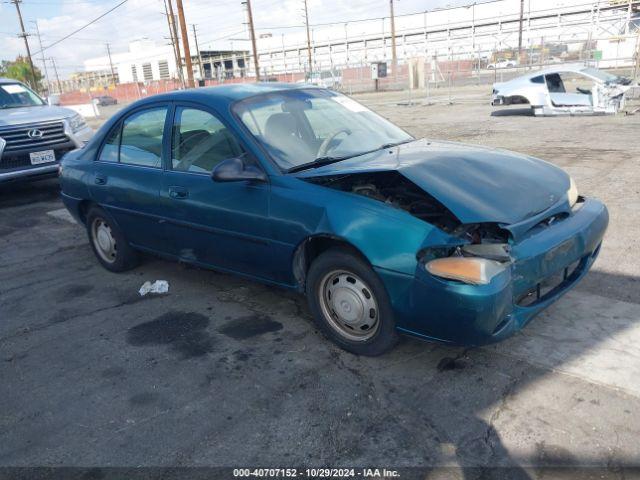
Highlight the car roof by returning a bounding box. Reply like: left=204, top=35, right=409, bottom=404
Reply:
left=131, top=82, right=321, bottom=108
left=513, top=63, right=596, bottom=80
left=0, top=78, right=24, bottom=85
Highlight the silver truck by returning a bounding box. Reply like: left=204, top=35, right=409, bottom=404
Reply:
left=0, top=78, right=93, bottom=184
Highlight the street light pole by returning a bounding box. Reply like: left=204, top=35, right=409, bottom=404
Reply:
left=192, top=24, right=204, bottom=82
left=31, top=20, right=50, bottom=95
left=49, top=57, right=62, bottom=94
left=518, top=0, right=525, bottom=60
left=106, top=43, right=116, bottom=85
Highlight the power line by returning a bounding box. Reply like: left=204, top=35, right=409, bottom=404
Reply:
left=254, top=0, right=504, bottom=31
left=33, top=0, right=130, bottom=56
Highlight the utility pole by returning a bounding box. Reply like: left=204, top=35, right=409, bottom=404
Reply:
left=244, top=0, right=260, bottom=81
left=105, top=43, right=116, bottom=85
left=31, top=20, right=50, bottom=96
left=389, top=0, right=398, bottom=70
left=175, top=0, right=194, bottom=88
left=517, top=0, right=524, bottom=60
left=49, top=57, right=62, bottom=94
left=303, top=0, right=312, bottom=76
left=11, top=0, right=38, bottom=89
left=192, top=24, right=204, bottom=83
left=165, top=0, right=185, bottom=87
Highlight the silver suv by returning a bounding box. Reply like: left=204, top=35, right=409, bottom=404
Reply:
left=0, top=78, right=93, bottom=184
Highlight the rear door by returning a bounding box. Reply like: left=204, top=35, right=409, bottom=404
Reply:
left=89, top=104, right=170, bottom=252
left=159, top=103, right=272, bottom=279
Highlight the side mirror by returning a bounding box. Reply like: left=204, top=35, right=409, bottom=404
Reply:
left=212, top=156, right=267, bottom=183
left=47, top=94, right=60, bottom=106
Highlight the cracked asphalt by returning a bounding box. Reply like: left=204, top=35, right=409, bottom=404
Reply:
left=1, top=88, right=640, bottom=478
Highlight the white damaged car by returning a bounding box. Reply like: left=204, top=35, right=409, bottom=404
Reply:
left=491, top=64, right=634, bottom=116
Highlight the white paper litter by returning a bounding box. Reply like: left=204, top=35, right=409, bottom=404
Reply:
left=139, top=280, right=169, bottom=296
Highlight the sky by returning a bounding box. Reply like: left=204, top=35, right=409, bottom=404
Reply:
left=0, top=0, right=472, bottom=78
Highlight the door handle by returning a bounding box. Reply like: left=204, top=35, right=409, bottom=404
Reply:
left=94, top=175, right=107, bottom=185
left=169, top=186, right=188, bottom=199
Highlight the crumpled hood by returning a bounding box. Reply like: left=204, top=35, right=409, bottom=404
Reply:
left=296, top=138, right=570, bottom=225
left=0, top=105, right=77, bottom=127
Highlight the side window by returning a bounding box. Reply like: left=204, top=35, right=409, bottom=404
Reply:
left=171, top=107, right=242, bottom=173
left=98, top=124, right=121, bottom=162
left=119, top=107, right=167, bottom=168
left=530, top=75, right=544, bottom=84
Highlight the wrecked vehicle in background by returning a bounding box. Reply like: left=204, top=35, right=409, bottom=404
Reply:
left=491, top=64, right=634, bottom=115
left=59, top=84, right=608, bottom=356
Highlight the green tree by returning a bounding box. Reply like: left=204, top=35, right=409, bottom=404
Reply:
left=0, top=56, right=42, bottom=88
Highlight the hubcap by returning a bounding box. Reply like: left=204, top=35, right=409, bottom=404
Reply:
left=318, top=270, right=379, bottom=342
left=91, top=218, right=117, bottom=263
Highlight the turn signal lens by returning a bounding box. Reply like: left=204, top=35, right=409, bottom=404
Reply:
left=567, top=177, right=578, bottom=207
left=426, top=257, right=506, bottom=285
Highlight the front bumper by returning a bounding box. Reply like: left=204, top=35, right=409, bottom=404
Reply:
left=0, top=124, right=92, bottom=184
left=378, top=197, right=608, bottom=346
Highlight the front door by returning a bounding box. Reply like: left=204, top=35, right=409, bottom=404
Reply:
left=159, top=104, right=272, bottom=280
left=89, top=105, right=169, bottom=251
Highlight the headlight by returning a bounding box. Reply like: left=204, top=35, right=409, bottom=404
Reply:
left=425, top=257, right=506, bottom=285
left=567, top=177, right=578, bottom=207
left=68, top=114, right=87, bottom=133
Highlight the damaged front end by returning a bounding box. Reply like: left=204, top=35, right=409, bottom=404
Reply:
left=305, top=171, right=462, bottom=233
left=303, top=168, right=608, bottom=345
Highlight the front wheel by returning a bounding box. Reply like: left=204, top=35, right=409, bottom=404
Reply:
left=306, top=249, right=399, bottom=356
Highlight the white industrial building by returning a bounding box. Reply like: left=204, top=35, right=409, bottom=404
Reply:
left=83, top=39, right=178, bottom=84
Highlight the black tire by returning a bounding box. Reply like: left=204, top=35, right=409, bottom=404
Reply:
left=86, top=206, right=138, bottom=272
left=306, top=248, right=399, bottom=356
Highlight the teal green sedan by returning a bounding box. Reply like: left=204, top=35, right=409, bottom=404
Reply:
left=60, top=83, right=608, bottom=355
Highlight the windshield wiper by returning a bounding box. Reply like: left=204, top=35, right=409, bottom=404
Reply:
left=378, top=139, right=414, bottom=149
left=287, top=138, right=414, bottom=174
left=287, top=155, right=351, bottom=173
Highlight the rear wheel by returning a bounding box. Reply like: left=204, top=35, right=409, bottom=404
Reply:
left=86, top=206, right=138, bottom=272
left=306, top=249, right=398, bottom=356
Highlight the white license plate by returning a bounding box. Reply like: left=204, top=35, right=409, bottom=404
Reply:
left=29, top=150, right=56, bottom=165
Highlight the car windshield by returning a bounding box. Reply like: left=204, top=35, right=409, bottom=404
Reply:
left=233, top=88, right=413, bottom=171
left=580, top=67, right=619, bottom=83
left=0, top=83, right=45, bottom=108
